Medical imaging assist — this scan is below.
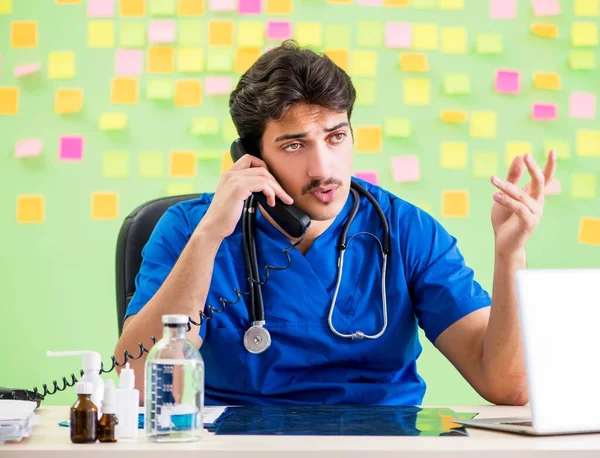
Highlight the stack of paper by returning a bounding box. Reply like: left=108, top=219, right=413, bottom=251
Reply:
left=0, top=400, right=38, bottom=443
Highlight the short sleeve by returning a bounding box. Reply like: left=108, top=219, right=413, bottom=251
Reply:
left=402, top=207, right=491, bottom=344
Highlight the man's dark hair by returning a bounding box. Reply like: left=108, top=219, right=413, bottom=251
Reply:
left=229, top=40, right=356, bottom=153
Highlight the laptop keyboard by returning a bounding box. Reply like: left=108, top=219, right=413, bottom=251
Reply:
left=501, top=421, right=533, bottom=427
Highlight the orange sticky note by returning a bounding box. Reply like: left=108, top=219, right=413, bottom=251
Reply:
left=400, top=53, right=428, bottom=72
left=178, top=0, right=204, bottom=16
left=120, top=0, right=145, bottom=16
left=533, top=72, right=561, bottom=90
left=531, top=23, right=559, bottom=38
left=221, top=151, right=234, bottom=173
left=147, top=45, right=174, bottom=73
left=209, top=20, right=234, bottom=46
left=267, top=0, right=292, bottom=14
left=324, top=50, right=348, bottom=71
left=579, top=217, right=600, bottom=245
left=111, top=77, right=139, bottom=105
left=442, top=191, right=469, bottom=218
left=11, top=21, right=38, bottom=48
left=55, top=88, right=83, bottom=114
left=234, top=47, right=261, bottom=73
left=169, top=150, right=197, bottom=177
left=17, top=195, right=44, bottom=223
left=91, top=192, right=119, bottom=220
left=356, top=126, right=382, bottom=153
left=440, top=110, right=467, bottom=123
left=174, top=79, right=202, bottom=107
left=0, top=87, right=19, bottom=115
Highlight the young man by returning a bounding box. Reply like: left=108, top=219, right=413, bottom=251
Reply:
left=115, top=41, right=556, bottom=406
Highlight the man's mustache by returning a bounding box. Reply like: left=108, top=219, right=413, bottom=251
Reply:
left=302, top=178, right=344, bottom=194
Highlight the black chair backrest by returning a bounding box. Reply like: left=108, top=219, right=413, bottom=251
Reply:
left=115, top=194, right=200, bottom=335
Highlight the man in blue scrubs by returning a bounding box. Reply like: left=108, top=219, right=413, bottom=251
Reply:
left=115, top=41, right=557, bottom=407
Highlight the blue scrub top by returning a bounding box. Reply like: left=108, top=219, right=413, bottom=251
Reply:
left=125, top=178, right=491, bottom=406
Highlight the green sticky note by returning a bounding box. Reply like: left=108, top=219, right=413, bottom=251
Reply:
left=119, top=22, right=146, bottom=48
left=207, top=48, right=233, bottom=72
left=440, top=142, right=468, bottom=169
left=149, top=0, right=176, bottom=16
left=544, top=140, right=570, bottom=159
left=476, top=34, right=503, bottom=54
left=357, top=22, right=384, bottom=48
left=147, top=78, right=173, bottom=100
left=569, top=50, right=597, bottom=69
left=179, top=21, right=204, bottom=46
left=412, top=0, right=435, bottom=9
left=443, top=73, right=470, bottom=95
left=354, top=80, right=377, bottom=106
left=473, top=152, right=499, bottom=178
left=384, top=118, right=412, bottom=138
left=570, top=173, right=597, bottom=199
left=325, top=25, right=350, bottom=49
left=222, top=117, right=238, bottom=142
left=191, top=116, right=220, bottom=135
left=166, top=183, right=195, bottom=196
left=103, top=152, right=129, bottom=178
left=571, top=22, right=599, bottom=47
left=139, top=152, right=164, bottom=177
left=238, top=22, right=264, bottom=47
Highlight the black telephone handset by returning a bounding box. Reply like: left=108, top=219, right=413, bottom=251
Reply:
left=230, top=139, right=311, bottom=239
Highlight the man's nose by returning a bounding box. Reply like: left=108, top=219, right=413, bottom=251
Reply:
left=307, top=144, right=330, bottom=179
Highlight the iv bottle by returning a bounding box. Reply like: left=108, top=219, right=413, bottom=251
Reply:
left=145, top=314, right=204, bottom=442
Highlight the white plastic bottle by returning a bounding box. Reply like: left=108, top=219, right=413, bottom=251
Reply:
left=115, top=362, right=140, bottom=439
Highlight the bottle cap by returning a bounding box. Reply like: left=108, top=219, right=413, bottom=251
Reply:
left=162, top=314, right=189, bottom=325
left=119, top=363, right=135, bottom=390
left=76, top=381, right=93, bottom=395
left=102, top=379, right=117, bottom=414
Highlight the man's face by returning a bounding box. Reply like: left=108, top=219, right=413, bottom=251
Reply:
left=260, top=103, right=353, bottom=222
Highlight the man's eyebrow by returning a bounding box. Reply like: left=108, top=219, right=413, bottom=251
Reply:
left=274, top=122, right=349, bottom=142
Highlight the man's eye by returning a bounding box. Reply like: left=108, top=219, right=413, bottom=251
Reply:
left=331, top=133, right=346, bottom=143
left=284, top=143, right=301, bottom=152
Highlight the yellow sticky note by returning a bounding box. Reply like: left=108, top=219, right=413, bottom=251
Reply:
left=175, top=80, right=202, bottom=107
left=533, top=72, right=561, bottom=90
left=470, top=111, right=497, bottom=138
left=326, top=25, right=350, bottom=48
left=55, top=88, right=83, bottom=114
left=324, top=50, right=349, bottom=71
left=99, top=113, right=128, bottom=130
left=102, top=152, right=129, bottom=178
left=569, top=50, right=597, bottom=69
left=91, top=192, right=119, bottom=220
left=440, top=142, right=468, bottom=169
left=476, top=34, right=503, bottom=54
left=178, top=0, right=204, bottom=16
left=295, top=23, right=322, bottom=47
left=209, top=20, right=234, bottom=46
left=579, top=217, right=600, bottom=246
left=234, top=47, right=261, bottom=73
left=400, top=53, right=428, bottom=72
left=170, top=150, right=197, bottom=177
left=56, top=0, right=82, bottom=3
left=88, top=21, right=114, bottom=48
left=440, top=110, right=467, bottom=123
left=0, top=87, right=19, bottom=115
left=191, top=116, right=219, bottom=135
left=441, top=27, right=467, bottom=54
left=443, top=73, right=470, bottom=94
left=267, top=0, right=293, bottom=14
left=575, top=0, right=599, bottom=17
left=222, top=116, right=238, bottom=142
left=139, top=152, right=164, bottom=177
left=356, top=126, right=382, bottom=153
left=354, top=80, right=376, bottom=106
left=17, top=195, right=44, bottom=223
left=412, top=24, right=438, bottom=50
left=442, top=191, right=469, bottom=218
left=438, top=0, right=463, bottom=9
left=177, top=48, right=203, bottom=72
left=147, top=46, right=174, bottom=73
left=238, top=22, right=264, bottom=47
left=544, top=140, right=570, bottom=159
left=221, top=151, right=234, bottom=173
left=384, top=118, right=412, bottom=137
left=576, top=129, right=600, bottom=156
left=473, top=152, right=499, bottom=178
left=0, top=0, right=13, bottom=14
left=571, top=22, right=599, bottom=46
left=111, top=77, right=139, bottom=105
left=384, top=0, right=410, bottom=6
left=147, top=78, right=173, bottom=99
left=403, top=79, right=430, bottom=106
left=166, top=183, right=196, bottom=196
left=351, top=51, right=377, bottom=77
left=531, top=23, right=559, bottom=38
left=506, top=142, right=532, bottom=167
left=11, top=21, right=38, bottom=49
left=120, top=0, right=145, bottom=17
left=48, top=52, right=76, bottom=79
left=570, top=173, right=597, bottom=199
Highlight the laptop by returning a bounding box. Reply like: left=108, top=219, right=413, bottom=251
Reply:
left=456, top=269, right=600, bottom=436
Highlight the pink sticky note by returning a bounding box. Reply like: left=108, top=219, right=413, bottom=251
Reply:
left=569, top=92, right=597, bottom=120
left=544, top=178, right=561, bottom=195
left=88, top=0, right=114, bottom=17
left=357, top=0, right=383, bottom=5
left=266, top=21, right=292, bottom=41
left=205, top=76, right=233, bottom=95
left=495, top=69, right=520, bottom=94
left=148, top=20, right=176, bottom=44
left=13, top=63, right=42, bottom=78
left=209, top=0, right=236, bottom=11
left=59, top=136, right=84, bottom=161
left=490, top=0, right=517, bottom=19
left=532, top=103, right=558, bottom=120
left=15, top=139, right=43, bottom=158
left=115, top=50, right=143, bottom=76
left=531, top=0, right=560, bottom=16
left=354, top=171, right=379, bottom=184
left=392, top=156, right=421, bottom=183
left=386, top=23, right=411, bottom=49
left=239, top=0, right=261, bottom=14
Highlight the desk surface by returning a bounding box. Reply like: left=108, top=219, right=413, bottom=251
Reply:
left=2, top=405, right=600, bottom=457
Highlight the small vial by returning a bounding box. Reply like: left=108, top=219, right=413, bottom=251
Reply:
left=98, top=379, right=118, bottom=443
left=70, top=381, right=98, bottom=443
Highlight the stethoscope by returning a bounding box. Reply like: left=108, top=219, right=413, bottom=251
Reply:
left=242, top=180, right=391, bottom=354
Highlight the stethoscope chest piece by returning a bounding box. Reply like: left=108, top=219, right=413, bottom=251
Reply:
left=244, top=324, right=272, bottom=354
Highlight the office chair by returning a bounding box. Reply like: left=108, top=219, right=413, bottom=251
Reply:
left=115, top=194, right=200, bottom=336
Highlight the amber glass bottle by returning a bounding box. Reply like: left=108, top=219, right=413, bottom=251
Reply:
left=70, top=381, right=98, bottom=443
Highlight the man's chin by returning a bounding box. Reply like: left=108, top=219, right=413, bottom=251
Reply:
left=298, top=194, right=348, bottom=222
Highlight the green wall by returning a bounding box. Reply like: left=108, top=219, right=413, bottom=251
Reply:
left=1, top=0, right=599, bottom=407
